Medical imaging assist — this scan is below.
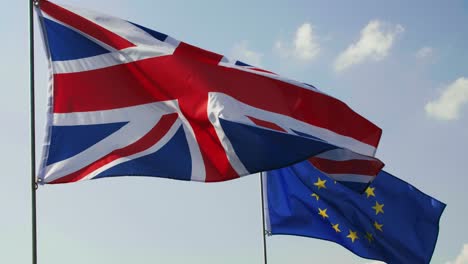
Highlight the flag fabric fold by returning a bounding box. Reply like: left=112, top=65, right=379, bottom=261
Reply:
left=265, top=161, right=446, bottom=264
left=36, top=0, right=383, bottom=184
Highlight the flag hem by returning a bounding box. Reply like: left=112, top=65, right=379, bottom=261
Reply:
left=35, top=7, right=56, bottom=185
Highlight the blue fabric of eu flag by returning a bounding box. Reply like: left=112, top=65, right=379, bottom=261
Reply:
left=266, top=161, right=446, bottom=264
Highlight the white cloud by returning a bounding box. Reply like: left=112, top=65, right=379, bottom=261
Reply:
left=334, top=20, right=404, bottom=72
left=446, top=244, right=468, bottom=264
left=294, top=23, right=320, bottom=60
left=274, top=22, right=320, bottom=61
left=425, top=77, right=468, bottom=121
left=231, top=41, right=263, bottom=67
left=416, top=46, right=434, bottom=59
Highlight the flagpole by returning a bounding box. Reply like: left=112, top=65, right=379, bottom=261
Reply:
left=259, top=172, right=268, bottom=264
left=29, top=1, right=38, bottom=264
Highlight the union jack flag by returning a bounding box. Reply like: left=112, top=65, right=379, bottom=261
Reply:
left=36, top=0, right=383, bottom=185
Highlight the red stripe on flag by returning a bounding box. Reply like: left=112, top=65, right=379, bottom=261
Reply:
left=53, top=49, right=381, bottom=147
left=308, top=157, right=384, bottom=176
left=174, top=42, right=224, bottom=65
left=40, top=0, right=135, bottom=50
left=249, top=68, right=277, bottom=75
left=49, top=113, right=178, bottom=184
left=247, top=116, right=286, bottom=132
left=178, top=95, right=239, bottom=182
left=52, top=57, right=176, bottom=113
left=219, top=66, right=382, bottom=148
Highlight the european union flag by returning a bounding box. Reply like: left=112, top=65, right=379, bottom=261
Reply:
left=265, top=161, right=446, bottom=264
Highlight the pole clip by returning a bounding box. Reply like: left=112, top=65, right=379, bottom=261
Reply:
left=35, top=178, right=43, bottom=190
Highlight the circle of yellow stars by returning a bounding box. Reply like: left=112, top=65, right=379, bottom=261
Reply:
left=309, top=180, right=386, bottom=245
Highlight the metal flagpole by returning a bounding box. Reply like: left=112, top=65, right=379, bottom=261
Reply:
left=29, top=1, right=38, bottom=264
left=259, top=172, right=268, bottom=264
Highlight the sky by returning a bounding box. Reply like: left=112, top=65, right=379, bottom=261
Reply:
left=0, top=0, right=467, bottom=263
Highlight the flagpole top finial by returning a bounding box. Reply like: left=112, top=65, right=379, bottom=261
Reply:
left=33, top=0, right=40, bottom=7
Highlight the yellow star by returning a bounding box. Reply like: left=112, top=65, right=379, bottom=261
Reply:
left=373, top=221, right=383, bottom=232
left=365, top=232, right=374, bottom=243
left=365, top=187, right=375, bottom=198
left=311, top=193, right=320, bottom=201
left=314, top=177, right=327, bottom=190
left=331, top=223, right=341, bottom=233
left=347, top=230, right=359, bottom=243
left=372, top=201, right=384, bottom=215
left=318, top=208, right=329, bottom=219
